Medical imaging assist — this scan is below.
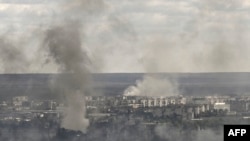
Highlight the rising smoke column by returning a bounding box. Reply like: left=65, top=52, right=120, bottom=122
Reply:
left=41, top=0, right=107, bottom=133
left=43, top=22, right=91, bottom=133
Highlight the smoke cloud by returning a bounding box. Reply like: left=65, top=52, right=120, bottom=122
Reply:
left=123, top=0, right=250, bottom=97
left=41, top=0, right=107, bottom=133
left=43, top=22, right=91, bottom=132
left=0, top=37, right=30, bottom=73
left=124, top=75, right=178, bottom=97
left=1, top=0, right=250, bottom=138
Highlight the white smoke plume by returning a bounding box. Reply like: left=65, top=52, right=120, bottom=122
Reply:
left=124, top=75, right=178, bottom=97
left=123, top=0, right=250, bottom=97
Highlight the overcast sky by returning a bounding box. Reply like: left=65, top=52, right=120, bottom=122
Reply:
left=0, top=0, right=250, bottom=73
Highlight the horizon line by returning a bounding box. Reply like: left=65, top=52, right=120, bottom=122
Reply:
left=1, top=72, right=250, bottom=75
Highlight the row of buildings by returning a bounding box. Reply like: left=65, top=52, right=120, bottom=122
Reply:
left=0, top=96, right=57, bottom=111
left=0, top=95, right=250, bottom=123
left=85, top=95, right=250, bottom=117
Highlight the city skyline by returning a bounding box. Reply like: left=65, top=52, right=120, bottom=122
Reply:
left=0, top=0, right=250, bottom=140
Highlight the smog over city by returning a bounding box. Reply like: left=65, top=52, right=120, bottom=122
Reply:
left=0, top=0, right=250, bottom=141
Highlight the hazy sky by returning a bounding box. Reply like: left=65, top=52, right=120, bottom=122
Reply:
left=0, top=0, right=250, bottom=73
